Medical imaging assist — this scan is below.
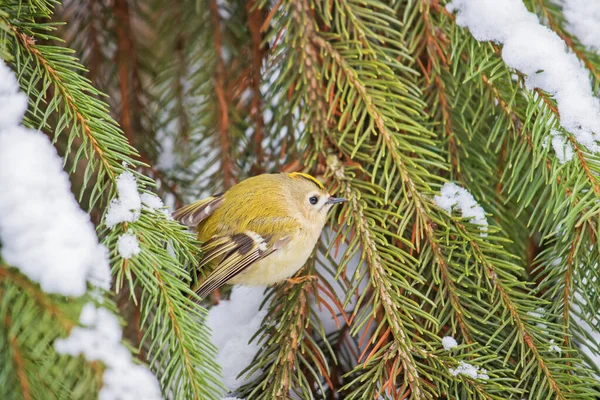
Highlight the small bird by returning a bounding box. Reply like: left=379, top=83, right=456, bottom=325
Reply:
left=173, top=172, right=347, bottom=298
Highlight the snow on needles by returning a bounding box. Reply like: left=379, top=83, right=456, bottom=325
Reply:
left=562, top=0, right=600, bottom=54
left=434, top=183, right=488, bottom=236
left=549, top=129, right=574, bottom=164
left=449, top=361, right=489, bottom=380
left=141, top=192, right=171, bottom=218
left=0, top=60, right=161, bottom=399
left=442, top=336, right=458, bottom=351
left=447, top=0, right=600, bottom=155
left=55, top=304, right=162, bottom=400
left=207, top=286, right=268, bottom=392
left=117, top=232, right=141, bottom=259
left=441, top=337, right=489, bottom=380
left=106, top=174, right=170, bottom=259
left=0, top=63, right=110, bottom=296
left=0, top=62, right=28, bottom=130
left=105, top=171, right=142, bottom=228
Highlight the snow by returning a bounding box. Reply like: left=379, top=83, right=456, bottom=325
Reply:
left=562, top=0, right=600, bottom=53
left=0, top=62, right=28, bottom=130
left=55, top=304, right=162, bottom=400
left=105, top=172, right=142, bottom=228
left=527, top=307, right=548, bottom=330
left=117, top=232, right=141, bottom=259
left=551, top=133, right=574, bottom=164
left=140, top=192, right=172, bottom=219
left=434, top=183, right=488, bottom=236
left=543, top=129, right=574, bottom=164
left=141, top=192, right=163, bottom=212
left=571, top=291, right=600, bottom=370
left=141, top=192, right=164, bottom=209
left=0, top=60, right=160, bottom=398
left=0, top=80, right=110, bottom=296
left=442, top=336, right=458, bottom=351
left=447, top=0, right=600, bottom=154
left=206, top=286, right=268, bottom=392
left=549, top=339, right=562, bottom=354
left=449, top=361, right=489, bottom=380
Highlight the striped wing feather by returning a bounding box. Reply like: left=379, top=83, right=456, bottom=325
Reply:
left=172, top=194, right=224, bottom=227
left=195, top=231, right=289, bottom=298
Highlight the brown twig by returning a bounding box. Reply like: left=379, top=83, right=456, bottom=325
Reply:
left=260, top=0, right=282, bottom=33
left=209, top=0, right=234, bottom=189
left=5, top=314, right=31, bottom=400
left=246, top=0, right=266, bottom=172
left=114, top=0, right=135, bottom=146
left=87, top=0, right=103, bottom=88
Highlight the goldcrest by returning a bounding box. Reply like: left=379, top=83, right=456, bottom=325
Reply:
left=173, top=172, right=346, bottom=297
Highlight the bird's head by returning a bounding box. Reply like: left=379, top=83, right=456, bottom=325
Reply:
left=285, top=172, right=347, bottom=228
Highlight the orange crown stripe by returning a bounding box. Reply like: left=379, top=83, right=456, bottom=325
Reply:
left=288, top=172, right=325, bottom=189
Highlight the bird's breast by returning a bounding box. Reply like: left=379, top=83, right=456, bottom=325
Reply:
left=229, top=228, right=320, bottom=286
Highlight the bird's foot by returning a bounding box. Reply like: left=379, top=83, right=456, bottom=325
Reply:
left=286, top=275, right=317, bottom=285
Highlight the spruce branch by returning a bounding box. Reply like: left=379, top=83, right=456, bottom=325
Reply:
left=2, top=2, right=222, bottom=398
left=0, top=265, right=103, bottom=399
left=326, top=162, right=434, bottom=398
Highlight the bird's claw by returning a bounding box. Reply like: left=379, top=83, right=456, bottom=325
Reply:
left=286, top=275, right=317, bottom=285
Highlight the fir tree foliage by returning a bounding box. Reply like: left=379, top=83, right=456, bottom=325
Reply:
left=0, top=1, right=221, bottom=399
left=1, top=0, right=600, bottom=399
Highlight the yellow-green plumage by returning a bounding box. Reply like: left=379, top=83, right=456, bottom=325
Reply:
left=173, top=173, right=345, bottom=297
left=197, top=174, right=301, bottom=242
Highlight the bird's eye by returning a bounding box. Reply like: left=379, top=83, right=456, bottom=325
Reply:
left=309, top=196, right=319, bottom=205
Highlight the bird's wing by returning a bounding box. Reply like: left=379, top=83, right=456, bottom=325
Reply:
left=172, top=193, right=224, bottom=227
left=195, top=231, right=292, bottom=298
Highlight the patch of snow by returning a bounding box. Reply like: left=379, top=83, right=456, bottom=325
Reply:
left=117, top=232, right=141, bottom=259
left=543, top=129, right=575, bottom=164
left=55, top=304, right=161, bottom=400
left=141, top=192, right=163, bottom=210
left=442, top=336, right=458, bottom=351
left=447, top=0, right=600, bottom=153
left=549, top=339, right=562, bottom=354
left=105, top=172, right=141, bottom=229
left=0, top=126, right=110, bottom=296
left=0, top=59, right=159, bottom=399
left=0, top=62, right=28, bottom=130
left=434, top=183, right=488, bottom=236
left=141, top=192, right=171, bottom=218
left=550, top=130, right=574, bottom=163
left=571, top=290, right=600, bottom=370
left=527, top=307, right=548, bottom=330
left=562, top=0, right=600, bottom=53
left=449, top=361, right=489, bottom=380
left=207, top=286, right=268, bottom=392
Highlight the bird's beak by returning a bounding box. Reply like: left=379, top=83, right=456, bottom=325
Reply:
left=327, top=197, right=347, bottom=205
